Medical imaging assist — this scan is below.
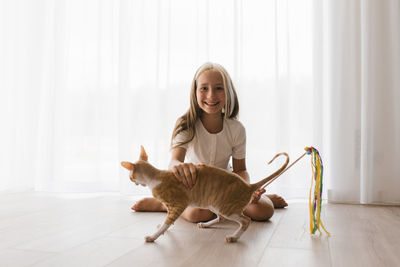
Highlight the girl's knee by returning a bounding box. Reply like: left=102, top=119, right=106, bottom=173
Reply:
left=261, top=204, right=274, bottom=221
left=183, top=208, right=214, bottom=223
left=245, top=202, right=274, bottom=221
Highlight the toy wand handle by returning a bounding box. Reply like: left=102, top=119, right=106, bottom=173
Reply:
left=261, top=151, right=308, bottom=190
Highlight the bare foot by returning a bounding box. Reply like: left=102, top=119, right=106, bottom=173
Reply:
left=266, top=194, right=288, bottom=208
left=131, top=197, right=167, bottom=212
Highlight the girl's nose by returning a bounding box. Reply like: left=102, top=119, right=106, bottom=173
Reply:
left=207, top=88, right=216, bottom=98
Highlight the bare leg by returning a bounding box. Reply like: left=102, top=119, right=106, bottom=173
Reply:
left=131, top=197, right=167, bottom=212
left=181, top=207, right=215, bottom=223
left=244, top=195, right=274, bottom=221
left=266, top=194, right=288, bottom=208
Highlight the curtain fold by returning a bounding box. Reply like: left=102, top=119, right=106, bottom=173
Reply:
left=3, top=0, right=398, bottom=204
left=322, top=0, right=400, bottom=204
left=1, top=0, right=316, bottom=198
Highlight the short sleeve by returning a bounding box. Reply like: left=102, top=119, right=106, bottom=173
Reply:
left=171, top=130, right=189, bottom=150
left=232, top=122, right=246, bottom=159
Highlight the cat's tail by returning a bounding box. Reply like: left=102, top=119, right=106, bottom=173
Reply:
left=250, top=152, right=289, bottom=192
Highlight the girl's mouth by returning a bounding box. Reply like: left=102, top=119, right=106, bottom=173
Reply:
left=204, top=102, right=219, bottom=107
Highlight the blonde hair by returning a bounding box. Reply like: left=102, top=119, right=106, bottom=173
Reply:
left=171, top=62, right=239, bottom=148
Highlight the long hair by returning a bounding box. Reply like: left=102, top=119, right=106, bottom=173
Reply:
left=170, top=62, right=239, bottom=148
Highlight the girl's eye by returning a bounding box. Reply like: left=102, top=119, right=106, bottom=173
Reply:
left=216, top=87, right=224, bottom=91
left=200, top=87, right=208, bottom=91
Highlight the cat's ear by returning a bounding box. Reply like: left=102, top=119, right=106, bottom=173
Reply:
left=140, top=145, right=148, bottom=161
left=121, top=161, right=135, bottom=171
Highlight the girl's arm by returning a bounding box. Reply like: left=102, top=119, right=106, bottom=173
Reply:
left=169, top=147, right=197, bottom=189
left=232, top=158, right=250, bottom=182
left=168, top=147, right=186, bottom=169
left=232, top=158, right=265, bottom=203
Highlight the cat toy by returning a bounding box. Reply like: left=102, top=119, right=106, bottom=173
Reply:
left=261, top=146, right=330, bottom=236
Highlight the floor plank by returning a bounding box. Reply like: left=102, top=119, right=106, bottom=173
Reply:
left=0, top=192, right=399, bottom=267
left=0, top=248, right=54, bottom=267
left=325, top=204, right=400, bottom=267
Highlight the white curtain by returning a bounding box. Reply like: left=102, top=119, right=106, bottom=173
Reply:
left=0, top=0, right=316, bottom=197
left=0, top=0, right=120, bottom=192
left=5, top=0, right=398, bottom=205
left=317, top=0, right=400, bottom=204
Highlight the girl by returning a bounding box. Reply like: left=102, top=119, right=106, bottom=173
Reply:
left=132, top=62, right=287, bottom=222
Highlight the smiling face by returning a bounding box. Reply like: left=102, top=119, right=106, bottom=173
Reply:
left=196, top=70, right=226, bottom=116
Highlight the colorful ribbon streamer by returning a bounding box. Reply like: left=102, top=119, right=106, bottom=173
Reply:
left=305, top=147, right=330, bottom=236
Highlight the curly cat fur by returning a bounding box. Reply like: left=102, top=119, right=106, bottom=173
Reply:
left=121, top=146, right=289, bottom=243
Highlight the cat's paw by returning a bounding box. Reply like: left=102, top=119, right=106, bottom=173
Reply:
left=197, top=222, right=205, bottom=228
left=145, top=236, right=156, bottom=242
left=225, top=236, right=238, bottom=243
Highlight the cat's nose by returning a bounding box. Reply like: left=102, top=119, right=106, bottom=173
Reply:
left=130, top=176, right=137, bottom=184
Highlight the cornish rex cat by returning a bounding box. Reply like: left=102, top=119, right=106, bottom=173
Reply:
left=121, top=146, right=289, bottom=243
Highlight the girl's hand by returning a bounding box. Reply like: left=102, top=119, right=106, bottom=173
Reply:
left=171, top=163, right=198, bottom=189
left=251, top=188, right=266, bottom=204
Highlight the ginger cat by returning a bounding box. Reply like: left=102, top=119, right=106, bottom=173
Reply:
left=121, top=146, right=289, bottom=243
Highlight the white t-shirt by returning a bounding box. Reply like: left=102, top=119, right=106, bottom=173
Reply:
left=172, top=118, right=246, bottom=170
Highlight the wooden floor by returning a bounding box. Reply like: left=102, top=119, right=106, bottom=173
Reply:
left=0, top=192, right=399, bottom=267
